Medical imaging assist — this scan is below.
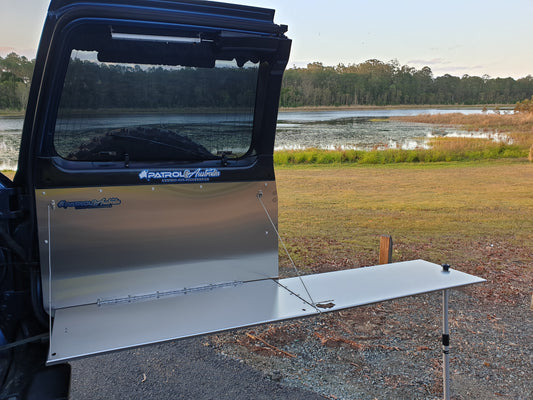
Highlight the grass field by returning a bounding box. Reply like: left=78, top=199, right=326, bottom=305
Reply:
left=275, top=160, right=533, bottom=276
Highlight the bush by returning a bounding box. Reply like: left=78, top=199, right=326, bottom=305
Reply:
left=514, top=95, right=533, bottom=113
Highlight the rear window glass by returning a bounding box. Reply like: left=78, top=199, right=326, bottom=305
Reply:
left=54, top=50, right=259, bottom=162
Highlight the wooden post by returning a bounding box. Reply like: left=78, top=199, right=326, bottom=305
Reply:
left=379, top=235, right=393, bottom=264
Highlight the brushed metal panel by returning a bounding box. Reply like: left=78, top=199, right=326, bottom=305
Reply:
left=36, top=181, right=278, bottom=311
left=280, top=259, right=486, bottom=312
left=47, top=260, right=484, bottom=364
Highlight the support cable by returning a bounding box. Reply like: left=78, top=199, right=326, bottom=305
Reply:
left=257, top=191, right=319, bottom=312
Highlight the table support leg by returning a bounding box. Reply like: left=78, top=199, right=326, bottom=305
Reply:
left=442, top=289, right=450, bottom=400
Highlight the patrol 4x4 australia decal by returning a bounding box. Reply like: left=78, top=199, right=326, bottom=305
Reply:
left=57, top=198, right=121, bottom=210
left=139, top=168, right=221, bottom=183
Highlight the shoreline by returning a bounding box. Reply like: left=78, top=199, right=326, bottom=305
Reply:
left=0, top=111, right=25, bottom=117
left=279, top=104, right=514, bottom=112
left=1, top=104, right=515, bottom=117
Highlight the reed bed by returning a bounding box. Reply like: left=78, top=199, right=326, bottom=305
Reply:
left=392, top=111, right=532, bottom=130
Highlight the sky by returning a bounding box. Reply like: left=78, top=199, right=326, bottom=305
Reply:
left=1, top=0, right=532, bottom=79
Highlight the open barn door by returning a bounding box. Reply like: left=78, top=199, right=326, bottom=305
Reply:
left=17, top=0, right=290, bottom=363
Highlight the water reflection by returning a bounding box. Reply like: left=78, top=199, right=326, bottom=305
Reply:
left=0, top=116, right=23, bottom=170
left=275, top=116, right=470, bottom=151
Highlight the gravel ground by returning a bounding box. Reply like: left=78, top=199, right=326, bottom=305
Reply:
left=210, top=289, right=532, bottom=400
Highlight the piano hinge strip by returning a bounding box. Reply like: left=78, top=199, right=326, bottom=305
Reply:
left=97, top=280, right=244, bottom=306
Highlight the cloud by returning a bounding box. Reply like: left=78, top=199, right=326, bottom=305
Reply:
left=446, top=65, right=486, bottom=72
left=0, top=46, right=16, bottom=54
left=407, top=58, right=451, bottom=66
left=406, top=59, right=493, bottom=76
left=433, top=64, right=487, bottom=74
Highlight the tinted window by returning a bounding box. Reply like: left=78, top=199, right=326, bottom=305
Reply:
left=54, top=50, right=259, bottom=162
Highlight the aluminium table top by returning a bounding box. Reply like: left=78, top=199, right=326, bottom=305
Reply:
left=48, top=259, right=485, bottom=364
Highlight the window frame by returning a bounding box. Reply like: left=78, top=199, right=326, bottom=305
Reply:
left=41, top=18, right=277, bottom=170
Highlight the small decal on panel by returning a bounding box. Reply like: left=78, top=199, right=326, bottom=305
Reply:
left=57, top=198, right=122, bottom=210
left=138, top=168, right=221, bottom=183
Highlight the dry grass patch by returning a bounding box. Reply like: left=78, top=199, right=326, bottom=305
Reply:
left=1, top=170, right=15, bottom=180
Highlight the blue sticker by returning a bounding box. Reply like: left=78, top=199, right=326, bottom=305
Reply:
left=57, top=198, right=122, bottom=210
left=139, top=168, right=221, bottom=183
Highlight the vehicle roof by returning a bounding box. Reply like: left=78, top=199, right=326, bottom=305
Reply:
left=47, top=0, right=287, bottom=34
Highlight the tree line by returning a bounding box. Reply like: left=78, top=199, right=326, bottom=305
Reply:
left=0, top=53, right=33, bottom=109
left=280, top=60, right=533, bottom=107
left=2, top=52, right=533, bottom=110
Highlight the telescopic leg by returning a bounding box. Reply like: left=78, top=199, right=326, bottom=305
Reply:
left=442, top=289, right=450, bottom=400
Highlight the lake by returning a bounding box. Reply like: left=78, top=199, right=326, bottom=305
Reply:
left=0, top=108, right=498, bottom=170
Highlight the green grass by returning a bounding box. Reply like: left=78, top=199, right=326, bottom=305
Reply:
left=274, top=144, right=527, bottom=166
